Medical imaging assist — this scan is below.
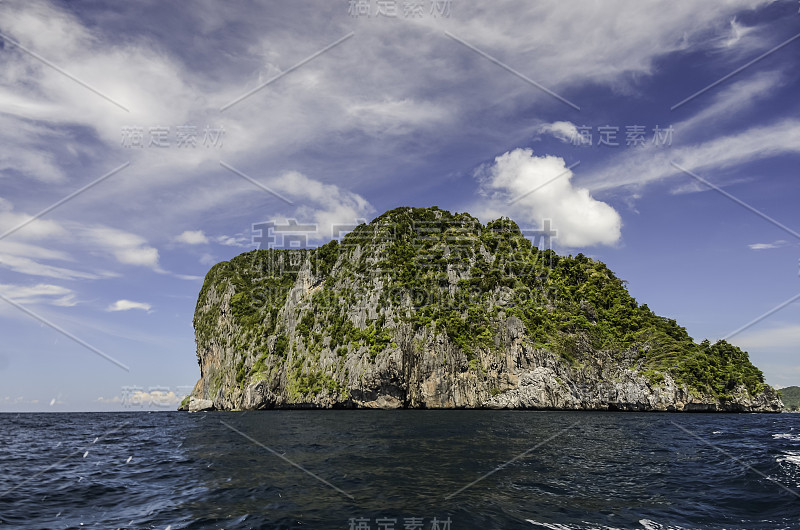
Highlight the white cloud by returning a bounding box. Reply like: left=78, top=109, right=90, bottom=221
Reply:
left=748, top=243, right=774, bottom=250
left=0, top=142, right=66, bottom=184
left=3, top=396, right=41, bottom=405
left=718, top=17, right=757, bottom=49
left=0, top=197, right=67, bottom=240
left=0, top=253, right=104, bottom=280
left=81, top=226, right=162, bottom=270
left=0, top=0, right=780, bottom=253
left=577, top=70, right=792, bottom=196
left=199, top=253, right=217, bottom=266
left=115, top=247, right=160, bottom=268
left=0, top=201, right=102, bottom=279
left=174, top=274, right=203, bottom=281
left=748, top=240, right=787, bottom=250
left=0, top=4, right=787, bottom=259
left=344, top=98, right=449, bottom=136
left=585, top=119, right=800, bottom=193
left=97, top=389, right=182, bottom=407
left=0, top=199, right=164, bottom=277
left=174, top=230, right=209, bottom=245
left=0, top=0, right=199, bottom=146
left=426, top=0, right=772, bottom=91
left=0, top=0, right=771, bottom=205
left=214, top=235, right=250, bottom=247
left=0, top=239, right=71, bottom=262
left=0, top=282, right=77, bottom=306
left=539, top=121, right=580, bottom=144
left=106, top=299, right=152, bottom=312
left=736, top=323, right=800, bottom=351
left=265, top=171, right=374, bottom=242
left=676, top=71, right=784, bottom=135
left=475, top=148, right=621, bottom=247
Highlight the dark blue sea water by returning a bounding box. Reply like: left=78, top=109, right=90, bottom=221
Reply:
left=0, top=411, right=799, bottom=529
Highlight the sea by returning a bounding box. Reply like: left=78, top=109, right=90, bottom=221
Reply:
left=0, top=411, right=799, bottom=529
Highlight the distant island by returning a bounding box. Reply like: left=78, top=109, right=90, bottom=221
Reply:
left=181, top=207, right=783, bottom=412
left=779, top=386, right=800, bottom=411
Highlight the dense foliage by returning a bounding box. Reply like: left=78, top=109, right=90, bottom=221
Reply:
left=195, top=206, right=767, bottom=400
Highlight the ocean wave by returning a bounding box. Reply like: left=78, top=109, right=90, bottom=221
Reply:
left=776, top=450, right=800, bottom=466
left=525, top=520, right=689, bottom=530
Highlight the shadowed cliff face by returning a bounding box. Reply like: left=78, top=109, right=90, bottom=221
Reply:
left=182, top=207, right=783, bottom=412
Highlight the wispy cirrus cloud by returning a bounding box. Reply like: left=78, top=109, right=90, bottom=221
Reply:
left=748, top=240, right=787, bottom=250
left=0, top=282, right=77, bottom=306
left=583, top=118, right=800, bottom=194
left=79, top=226, right=162, bottom=270
left=0, top=198, right=162, bottom=278
left=0, top=253, right=105, bottom=281
left=581, top=68, right=796, bottom=195
left=538, top=121, right=580, bottom=144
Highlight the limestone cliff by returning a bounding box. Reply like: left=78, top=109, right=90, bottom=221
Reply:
left=181, top=207, right=783, bottom=412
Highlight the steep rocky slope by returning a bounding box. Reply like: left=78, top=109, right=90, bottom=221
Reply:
left=181, top=207, right=782, bottom=412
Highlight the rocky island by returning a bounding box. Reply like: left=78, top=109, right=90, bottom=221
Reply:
left=181, top=207, right=783, bottom=412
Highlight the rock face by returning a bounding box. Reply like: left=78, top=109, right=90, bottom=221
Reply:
left=186, top=397, right=214, bottom=412
left=181, top=207, right=783, bottom=412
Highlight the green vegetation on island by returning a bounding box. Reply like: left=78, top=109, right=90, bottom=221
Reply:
left=188, top=206, right=776, bottom=410
left=779, top=386, right=800, bottom=411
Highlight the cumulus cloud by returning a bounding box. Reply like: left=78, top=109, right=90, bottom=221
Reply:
left=476, top=148, right=621, bottom=247
left=106, top=299, right=152, bottom=312
left=174, top=230, right=209, bottom=245
left=539, top=121, right=580, bottom=144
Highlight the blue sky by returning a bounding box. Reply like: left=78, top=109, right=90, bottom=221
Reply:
left=1, top=0, right=799, bottom=411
